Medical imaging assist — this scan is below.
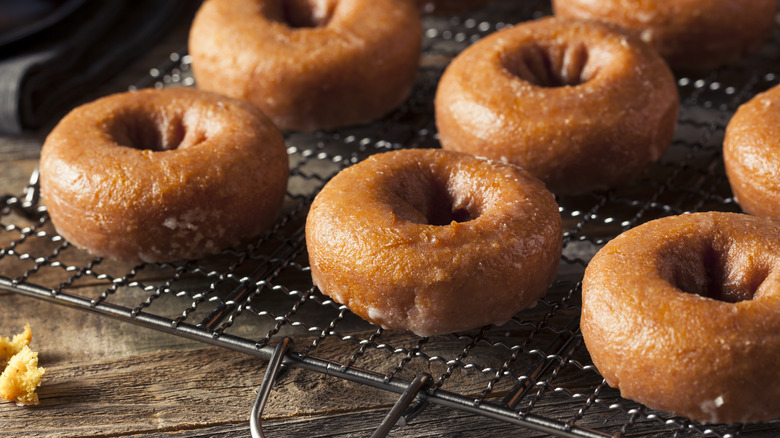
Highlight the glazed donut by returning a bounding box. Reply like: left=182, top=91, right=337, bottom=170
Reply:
left=582, top=212, right=780, bottom=424
left=434, top=17, right=679, bottom=195
left=724, top=84, right=780, bottom=221
left=553, top=0, right=777, bottom=70
left=305, top=149, right=562, bottom=336
left=39, top=88, right=289, bottom=263
left=188, top=0, right=422, bottom=132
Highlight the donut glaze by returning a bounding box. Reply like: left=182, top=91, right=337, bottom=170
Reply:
left=553, top=0, right=778, bottom=70
left=189, top=0, right=422, bottom=132
left=582, top=212, right=780, bottom=424
left=435, top=17, right=678, bottom=195
left=306, top=149, right=562, bottom=336
left=724, top=84, right=780, bottom=221
left=40, top=88, right=289, bottom=263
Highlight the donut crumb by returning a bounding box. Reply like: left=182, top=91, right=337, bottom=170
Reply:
left=0, top=325, right=45, bottom=406
left=0, top=324, right=31, bottom=369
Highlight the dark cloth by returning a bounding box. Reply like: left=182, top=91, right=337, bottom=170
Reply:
left=0, top=0, right=187, bottom=135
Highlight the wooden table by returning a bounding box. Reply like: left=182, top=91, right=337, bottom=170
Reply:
left=0, top=286, right=534, bottom=437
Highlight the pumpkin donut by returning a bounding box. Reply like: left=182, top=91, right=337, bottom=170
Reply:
left=724, top=84, right=780, bottom=221
left=305, top=149, right=562, bottom=336
left=188, top=0, right=422, bottom=132
left=39, top=88, right=289, bottom=263
left=553, top=0, right=778, bottom=70
left=434, top=16, right=678, bottom=195
left=582, top=212, right=780, bottom=424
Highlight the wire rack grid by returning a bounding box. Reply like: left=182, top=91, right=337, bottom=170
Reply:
left=2, top=1, right=780, bottom=437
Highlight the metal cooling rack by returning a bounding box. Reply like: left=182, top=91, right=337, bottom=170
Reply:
left=3, top=1, right=780, bottom=436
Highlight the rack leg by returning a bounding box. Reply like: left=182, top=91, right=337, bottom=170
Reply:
left=371, top=373, right=432, bottom=438
left=250, top=337, right=293, bottom=438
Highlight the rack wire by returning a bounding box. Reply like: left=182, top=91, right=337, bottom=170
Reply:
left=2, top=1, right=780, bottom=436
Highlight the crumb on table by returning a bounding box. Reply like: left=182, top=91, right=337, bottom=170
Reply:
left=0, top=323, right=31, bottom=369
left=0, top=325, right=45, bottom=405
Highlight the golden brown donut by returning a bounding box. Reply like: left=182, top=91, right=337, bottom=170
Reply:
left=305, top=149, right=562, bottom=336
left=40, top=88, right=289, bottom=263
left=553, top=0, right=777, bottom=70
left=434, top=17, right=678, bottom=195
left=724, top=84, right=780, bottom=221
left=582, top=212, right=780, bottom=424
left=188, top=0, right=422, bottom=132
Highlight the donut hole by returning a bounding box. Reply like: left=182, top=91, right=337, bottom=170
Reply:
left=426, top=188, right=476, bottom=226
left=108, top=109, right=200, bottom=152
left=664, top=240, right=768, bottom=303
left=277, top=0, right=335, bottom=28
left=502, top=42, right=592, bottom=87
left=390, top=169, right=482, bottom=226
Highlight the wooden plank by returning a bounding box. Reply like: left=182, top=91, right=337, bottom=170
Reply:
left=0, top=138, right=42, bottom=162
left=0, top=288, right=597, bottom=438
left=0, top=292, right=389, bottom=437
left=0, top=159, right=37, bottom=193
left=94, top=404, right=545, bottom=438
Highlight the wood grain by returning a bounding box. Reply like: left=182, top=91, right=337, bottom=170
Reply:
left=0, top=293, right=364, bottom=437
